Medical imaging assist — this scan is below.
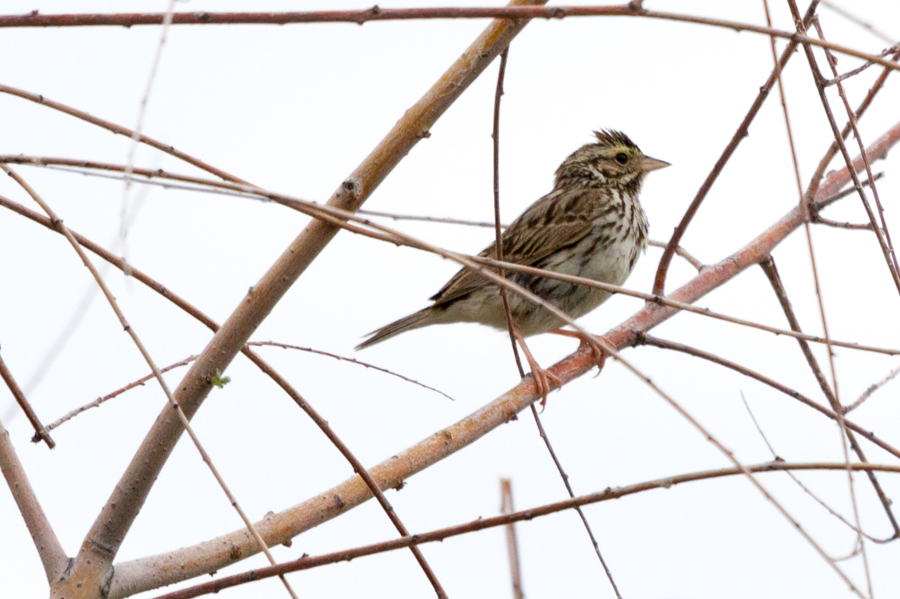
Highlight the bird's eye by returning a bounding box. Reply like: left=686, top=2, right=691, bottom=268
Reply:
left=615, top=152, right=628, bottom=164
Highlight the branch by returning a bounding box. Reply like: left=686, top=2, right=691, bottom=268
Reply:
left=111, top=119, right=900, bottom=599
left=652, top=1, right=816, bottom=294
left=0, top=84, right=246, bottom=184
left=787, top=4, right=900, bottom=297
left=844, top=363, right=900, bottom=413
left=760, top=257, right=900, bottom=537
left=2, top=6, right=900, bottom=73
left=0, top=351, right=54, bottom=447
left=62, top=2, right=548, bottom=597
left=0, top=419, right=68, bottom=583
left=154, top=461, right=900, bottom=599
left=500, top=479, right=524, bottom=599
left=634, top=334, right=900, bottom=460
left=6, top=162, right=896, bottom=591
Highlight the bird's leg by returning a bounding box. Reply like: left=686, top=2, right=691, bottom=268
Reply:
left=512, top=323, right=562, bottom=407
left=549, top=328, right=608, bottom=373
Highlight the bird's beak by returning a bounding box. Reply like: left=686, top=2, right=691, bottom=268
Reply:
left=640, top=156, right=671, bottom=173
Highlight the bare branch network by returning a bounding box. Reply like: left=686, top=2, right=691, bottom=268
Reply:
left=1, top=2, right=899, bottom=599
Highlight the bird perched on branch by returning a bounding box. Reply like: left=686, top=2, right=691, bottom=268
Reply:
left=357, top=129, right=669, bottom=401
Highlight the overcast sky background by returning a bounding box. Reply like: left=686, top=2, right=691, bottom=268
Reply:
left=2, top=1, right=900, bottom=598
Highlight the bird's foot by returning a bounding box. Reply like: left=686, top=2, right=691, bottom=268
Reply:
left=550, top=328, right=608, bottom=375
left=526, top=357, right=563, bottom=408
left=512, top=324, right=562, bottom=408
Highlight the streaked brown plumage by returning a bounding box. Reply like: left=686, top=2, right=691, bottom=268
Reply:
left=357, top=130, right=668, bottom=360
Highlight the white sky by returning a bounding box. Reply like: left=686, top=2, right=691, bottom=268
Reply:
left=1, top=1, right=900, bottom=598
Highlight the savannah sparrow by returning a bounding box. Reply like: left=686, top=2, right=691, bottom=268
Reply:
left=357, top=130, right=668, bottom=398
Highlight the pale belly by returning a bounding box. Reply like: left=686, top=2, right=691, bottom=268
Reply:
left=438, top=227, right=645, bottom=336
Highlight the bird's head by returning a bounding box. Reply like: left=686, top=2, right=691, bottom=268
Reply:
left=554, top=129, right=669, bottom=190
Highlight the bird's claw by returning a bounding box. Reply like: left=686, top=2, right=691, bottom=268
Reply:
left=549, top=328, right=608, bottom=375
left=578, top=337, right=608, bottom=376
left=528, top=365, right=562, bottom=408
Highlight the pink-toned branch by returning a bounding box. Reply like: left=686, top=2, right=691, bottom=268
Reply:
left=109, top=119, right=900, bottom=599
left=6, top=157, right=893, bottom=356
left=7, top=165, right=899, bottom=593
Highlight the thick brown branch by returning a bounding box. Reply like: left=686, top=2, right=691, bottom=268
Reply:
left=0, top=190, right=447, bottom=596
left=111, top=119, right=900, bottom=599
left=64, top=3, right=547, bottom=597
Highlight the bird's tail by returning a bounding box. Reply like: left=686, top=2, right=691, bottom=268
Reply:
left=356, top=308, right=433, bottom=350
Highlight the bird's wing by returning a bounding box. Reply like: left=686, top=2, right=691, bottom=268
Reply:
left=430, top=187, right=616, bottom=305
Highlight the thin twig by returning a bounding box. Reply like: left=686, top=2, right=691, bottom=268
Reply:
left=359, top=208, right=501, bottom=227
left=500, top=479, right=524, bottom=599
left=492, top=48, right=525, bottom=381
left=248, top=341, right=454, bottom=400
left=5, top=170, right=900, bottom=362
left=150, top=461, right=900, bottom=599
left=241, top=352, right=452, bottom=599
left=0, top=351, right=54, bottom=447
left=0, top=84, right=246, bottom=184
left=789, top=7, right=896, bottom=585
left=646, top=239, right=704, bottom=271
left=529, top=402, right=623, bottom=597
left=84, top=6, right=546, bottom=597
left=764, top=5, right=883, bottom=573
left=110, top=118, right=900, bottom=596
left=790, top=10, right=900, bottom=300
left=1, top=7, right=900, bottom=73
left=805, top=53, right=897, bottom=203
left=1, top=165, right=297, bottom=598
left=760, top=257, right=900, bottom=538
left=741, top=394, right=891, bottom=544
left=652, top=2, right=818, bottom=295
left=489, top=49, right=620, bottom=593
left=491, top=42, right=621, bottom=595
left=821, top=0, right=896, bottom=44
left=814, top=217, right=874, bottom=230
left=118, top=0, right=178, bottom=273
left=811, top=171, right=884, bottom=214
left=844, top=364, right=900, bottom=414
left=42, top=355, right=197, bottom=434
left=815, top=17, right=900, bottom=289
left=635, top=334, right=900, bottom=460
